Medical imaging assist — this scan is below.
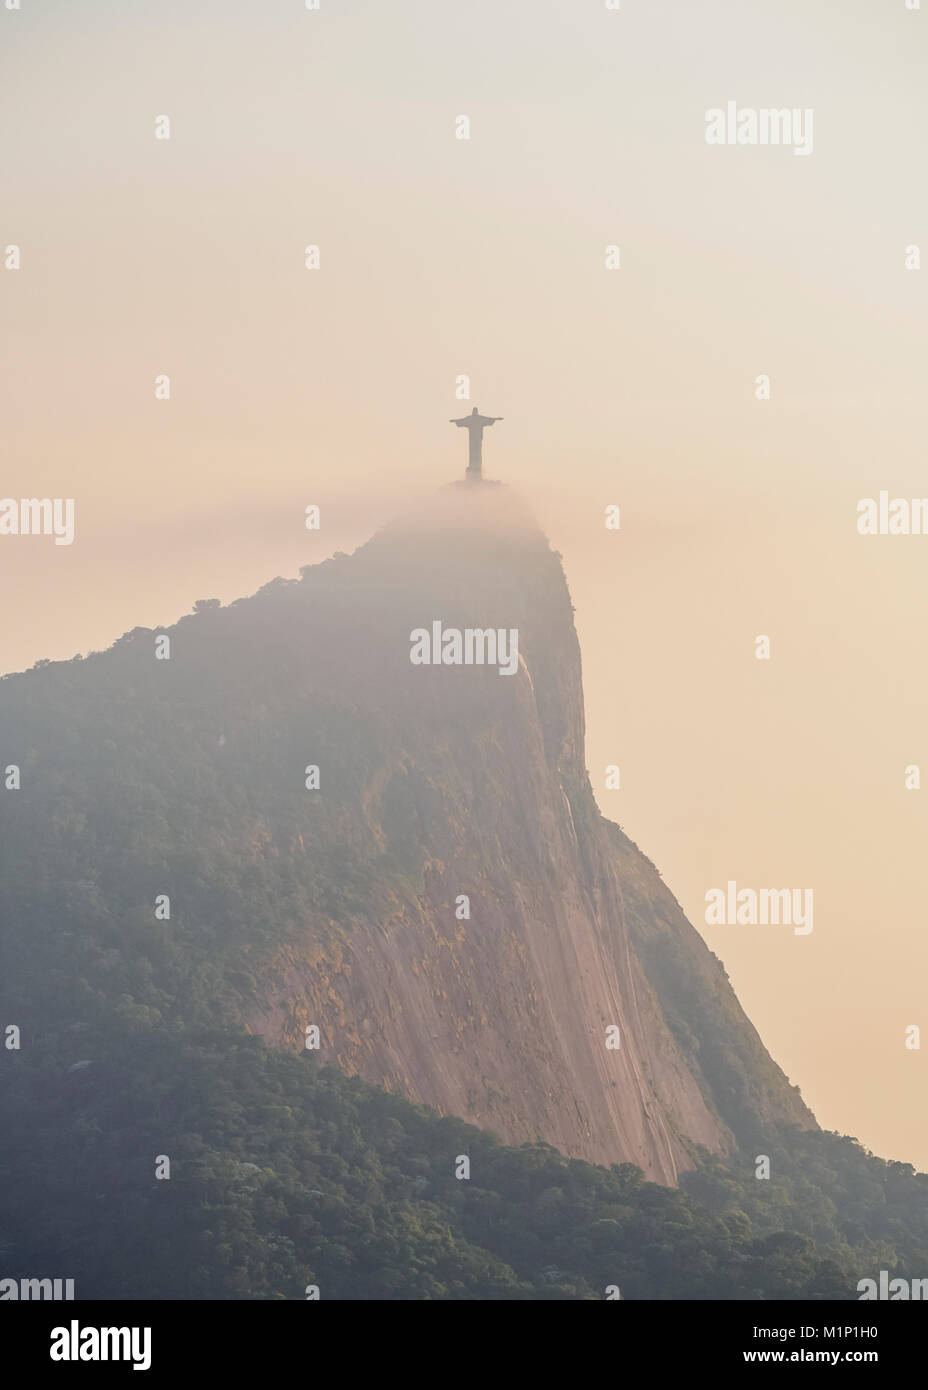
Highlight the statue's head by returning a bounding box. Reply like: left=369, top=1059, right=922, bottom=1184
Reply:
left=472, top=406, right=479, bottom=414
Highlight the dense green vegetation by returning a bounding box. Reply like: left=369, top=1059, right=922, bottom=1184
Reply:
left=1, top=1024, right=926, bottom=1300
left=2, top=505, right=925, bottom=1299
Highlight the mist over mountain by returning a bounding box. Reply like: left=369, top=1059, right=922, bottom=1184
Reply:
left=2, top=485, right=926, bottom=1300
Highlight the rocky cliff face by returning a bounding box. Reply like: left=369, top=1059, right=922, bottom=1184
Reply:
left=240, top=488, right=815, bottom=1182
left=0, top=485, right=815, bottom=1185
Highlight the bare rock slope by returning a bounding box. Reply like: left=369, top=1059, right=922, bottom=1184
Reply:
left=238, top=487, right=816, bottom=1181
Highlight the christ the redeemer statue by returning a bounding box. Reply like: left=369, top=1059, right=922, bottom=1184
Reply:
left=450, top=406, right=503, bottom=480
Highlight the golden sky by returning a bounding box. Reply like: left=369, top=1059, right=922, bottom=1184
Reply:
left=2, top=0, right=927, bottom=1167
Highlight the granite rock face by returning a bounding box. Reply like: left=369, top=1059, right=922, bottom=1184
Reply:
left=238, top=487, right=817, bottom=1180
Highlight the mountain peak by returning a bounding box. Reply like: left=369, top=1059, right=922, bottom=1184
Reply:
left=1, top=491, right=815, bottom=1184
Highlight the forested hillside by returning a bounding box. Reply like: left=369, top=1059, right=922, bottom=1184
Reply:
left=1, top=489, right=924, bottom=1299
left=2, top=1026, right=926, bottom=1300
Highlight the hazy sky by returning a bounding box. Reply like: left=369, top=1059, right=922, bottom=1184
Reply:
left=3, top=0, right=927, bottom=1167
